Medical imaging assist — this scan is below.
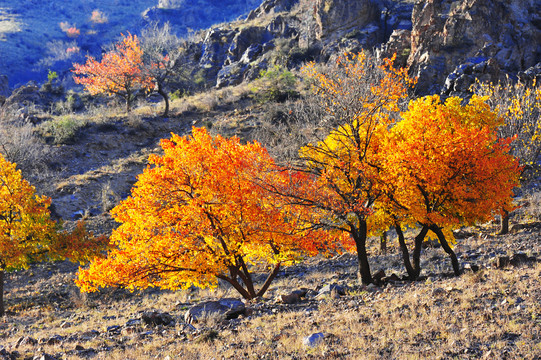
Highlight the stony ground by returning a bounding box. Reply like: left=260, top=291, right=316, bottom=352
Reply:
left=0, top=221, right=539, bottom=360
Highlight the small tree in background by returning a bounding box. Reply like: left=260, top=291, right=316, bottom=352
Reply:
left=471, top=79, right=541, bottom=234
left=0, top=154, right=108, bottom=316
left=77, top=127, right=331, bottom=299
left=378, top=95, right=520, bottom=278
left=73, top=33, right=154, bottom=113
left=140, top=22, right=192, bottom=117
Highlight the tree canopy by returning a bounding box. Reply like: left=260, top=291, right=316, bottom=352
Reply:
left=77, top=127, right=331, bottom=299
left=73, top=33, right=153, bottom=113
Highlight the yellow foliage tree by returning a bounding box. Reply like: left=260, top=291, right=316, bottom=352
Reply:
left=295, top=52, right=415, bottom=284
left=471, top=79, right=541, bottom=233
left=0, top=154, right=108, bottom=316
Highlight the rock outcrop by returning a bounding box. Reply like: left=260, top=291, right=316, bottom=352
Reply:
left=315, top=0, right=380, bottom=40
left=407, top=0, right=541, bottom=94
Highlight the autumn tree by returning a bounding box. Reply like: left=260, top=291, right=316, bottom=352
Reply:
left=76, top=127, right=329, bottom=299
left=0, top=154, right=108, bottom=316
left=272, top=52, right=415, bottom=285
left=140, top=22, right=192, bottom=117
left=72, top=33, right=153, bottom=113
left=471, top=79, right=541, bottom=234
left=378, top=95, right=520, bottom=279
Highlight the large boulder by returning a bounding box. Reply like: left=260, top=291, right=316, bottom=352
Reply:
left=407, top=0, right=541, bottom=94
left=184, top=298, right=246, bottom=324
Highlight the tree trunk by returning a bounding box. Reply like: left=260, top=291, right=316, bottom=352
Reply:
left=238, top=257, right=256, bottom=298
left=498, top=210, right=510, bottom=235
left=412, top=225, right=429, bottom=278
left=255, top=263, right=281, bottom=298
left=218, top=271, right=253, bottom=300
left=380, top=231, right=387, bottom=254
left=352, top=220, right=372, bottom=285
left=395, top=223, right=416, bottom=280
left=0, top=269, right=4, bottom=317
left=157, top=84, right=170, bottom=117
left=429, top=225, right=461, bottom=276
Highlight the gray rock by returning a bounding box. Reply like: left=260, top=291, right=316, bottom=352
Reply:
left=408, top=0, right=541, bottom=95
left=303, top=332, right=325, bottom=347
left=216, top=63, right=249, bottom=88
left=317, top=283, right=346, bottom=298
left=277, top=289, right=308, bottom=304
left=141, top=310, right=174, bottom=326
left=33, top=355, right=58, bottom=360
left=16, top=336, right=38, bottom=347
left=185, top=298, right=246, bottom=323
left=315, top=0, right=381, bottom=40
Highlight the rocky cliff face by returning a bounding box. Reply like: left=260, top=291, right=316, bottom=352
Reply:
left=407, top=0, right=541, bottom=94
left=188, top=0, right=541, bottom=95
left=2, top=0, right=541, bottom=97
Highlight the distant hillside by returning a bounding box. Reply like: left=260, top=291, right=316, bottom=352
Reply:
left=0, top=0, right=259, bottom=87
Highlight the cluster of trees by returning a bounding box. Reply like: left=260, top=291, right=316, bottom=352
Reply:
left=75, top=53, right=523, bottom=299
left=2, top=49, right=536, bottom=310
left=73, top=24, right=190, bottom=116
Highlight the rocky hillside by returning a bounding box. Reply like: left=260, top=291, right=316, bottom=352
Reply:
left=2, top=0, right=541, bottom=95
left=181, top=0, right=541, bottom=94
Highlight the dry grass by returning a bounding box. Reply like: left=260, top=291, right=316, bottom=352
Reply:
left=1, top=229, right=539, bottom=359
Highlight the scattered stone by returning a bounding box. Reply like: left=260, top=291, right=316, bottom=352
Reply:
left=366, top=283, right=378, bottom=291
left=141, top=310, right=174, bottom=326
left=106, top=325, right=121, bottom=334
left=16, top=336, right=38, bottom=347
left=303, top=332, right=325, bottom=347
left=125, top=318, right=142, bottom=327
left=185, top=298, right=246, bottom=323
left=432, top=288, right=446, bottom=296
left=317, top=283, right=346, bottom=299
left=373, top=269, right=386, bottom=283
left=74, top=345, right=85, bottom=351
left=79, top=330, right=100, bottom=340
left=33, top=354, right=58, bottom=360
left=60, top=321, right=72, bottom=329
left=277, top=289, right=308, bottom=304
left=43, top=335, right=63, bottom=346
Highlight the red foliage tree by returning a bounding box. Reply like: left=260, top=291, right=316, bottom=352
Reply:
left=72, top=33, right=153, bottom=113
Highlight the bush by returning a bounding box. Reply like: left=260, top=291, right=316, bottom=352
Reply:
left=255, top=65, right=299, bottom=103
left=0, top=101, right=52, bottom=178
left=39, top=116, right=87, bottom=145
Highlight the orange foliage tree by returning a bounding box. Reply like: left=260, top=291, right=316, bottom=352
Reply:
left=76, top=127, right=330, bottom=299
left=471, top=79, right=541, bottom=234
left=292, top=52, right=415, bottom=285
left=378, top=95, right=520, bottom=278
left=0, top=154, right=108, bottom=316
left=72, top=33, right=153, bottom=113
